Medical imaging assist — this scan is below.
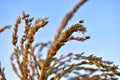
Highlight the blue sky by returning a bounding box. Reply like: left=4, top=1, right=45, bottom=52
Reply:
left=0, top=0, right=120, bottom=80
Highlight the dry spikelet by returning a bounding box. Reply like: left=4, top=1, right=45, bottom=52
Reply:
left=79, top=20, right=84, bottom=23
left=16, top=16, right=21, bottom=24
left=54, top=0, right=87, bottom=40
left=0, top=62, right=6, bottom=80
left=0, top=25, right=11, bottom=33
left=11, top=11, right=49, bottom=80
left=22, top=11, right=26, bottom=20
left=49, top=52, right=120, bottom=80
left=35, top=19, right=41, bottom=24
left=12, top=32, right=18, bottom=45
left=28, top=17, right=34, bottom=22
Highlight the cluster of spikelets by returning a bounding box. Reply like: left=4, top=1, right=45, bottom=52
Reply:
left=0, top=0, right=120, bottom=80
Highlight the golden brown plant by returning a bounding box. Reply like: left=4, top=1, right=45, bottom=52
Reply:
left=0, top=62, right=6, bottom=80
left=0, top=25, right=11, bottom=80
left=11, top=11, right=48, bottom=80
left=0, top=0, right=120, bottom=80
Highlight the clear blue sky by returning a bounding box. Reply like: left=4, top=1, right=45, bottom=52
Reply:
left=0, top=0, right=120, bottom=80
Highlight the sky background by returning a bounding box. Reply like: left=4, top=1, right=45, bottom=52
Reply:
left=0, top=0, right=120, bottom=80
